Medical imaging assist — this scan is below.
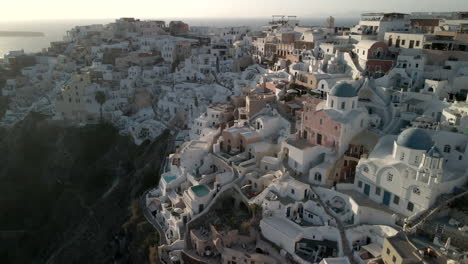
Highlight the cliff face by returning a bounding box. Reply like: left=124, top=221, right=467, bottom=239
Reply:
left=0, top=113, right=169, bottom=264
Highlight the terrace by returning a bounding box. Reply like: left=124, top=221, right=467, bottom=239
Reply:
left=285, top=137, right=315, bottom=150
left=295, top=238, right=338, bottom=263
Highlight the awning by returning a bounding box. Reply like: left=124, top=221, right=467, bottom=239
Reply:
left=361, top=243, right=382, bottom=257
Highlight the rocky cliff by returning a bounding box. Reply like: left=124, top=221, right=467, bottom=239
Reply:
left=0, top=113, right=169, bottom=264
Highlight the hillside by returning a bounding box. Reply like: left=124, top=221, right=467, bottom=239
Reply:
left=0, top=113, right=170, bottom=264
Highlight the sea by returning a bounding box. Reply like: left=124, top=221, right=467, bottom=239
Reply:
left=0, top=17, right=359, bottom=58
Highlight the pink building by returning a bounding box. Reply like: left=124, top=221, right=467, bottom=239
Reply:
left=353, top=40, right=395, bottom=77
left=283, top=82, right=372, bottom=185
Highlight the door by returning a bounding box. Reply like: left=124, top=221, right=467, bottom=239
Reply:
left=317, top=134, right=322, bottom=145
left=383, top=191, right=391, bottom=206
left=364, top=184, right=370, bottom=196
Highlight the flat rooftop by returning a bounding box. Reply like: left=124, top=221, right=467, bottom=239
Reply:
left=188, top=140, right=208, bottom=150
left=285, top=138, right=315, bottom=150
left=387, top=234, right=419, bottom=260
left=338, top=189, right=402, bottom=217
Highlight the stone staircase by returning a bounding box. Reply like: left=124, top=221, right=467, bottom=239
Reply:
left=405, top=190, right=468, bottom=233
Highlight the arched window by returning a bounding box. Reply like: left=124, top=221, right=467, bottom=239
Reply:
left=413, top=187, right=420, bottom=195
left=314, top=172, right=322, bottom=182
left=443, top=145, right=451, bottom=153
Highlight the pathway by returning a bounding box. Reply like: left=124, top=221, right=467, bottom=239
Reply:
left=309, top=186, right=355, bottom=263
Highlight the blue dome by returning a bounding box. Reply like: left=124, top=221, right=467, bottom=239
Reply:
left=396, top=128, right=432, bottom=151
left=329, top=82, right=357, bottom=98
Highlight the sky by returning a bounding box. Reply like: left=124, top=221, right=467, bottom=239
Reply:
left=2, top=0, right=468, bottom=21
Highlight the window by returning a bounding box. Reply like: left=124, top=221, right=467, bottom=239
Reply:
left=363, top=166, right=369, bottom=173
left=376, top=187, right=381, bottom=196
left=341, top=102, right=346, bottom=110
left=392, top=256, right=396, bottom=263
left=320, top=118, right=323, bottom=125
left=291, top=189, right=295, bottom=194
left=415, top=63, right=419, bottom=68
left=387, top=248, right=390, bottom=255
left=331, top=100, right=334, bottom=107
left=413, top=187, right=420, bottom=195
left=393, top=195, right=400, bottom=205
left=402, top=40, right=406, bottom=46
left=414, top=156, right=419, bottom=164
left=358, top=181, right=363, bottom=188
left=444, top=145, right=451, bottom=153
left=387, top=172, right=393, bottom=182
left=407, top=202, right=414, bottom=211
left=400, top=152, right=405, bottom=161
left=352, top=101, right=355, bottom=109
left=360, top=119, right=364, bottom=128
left=314, top=172, right=322, bottom=182
left=416, top=41, right=420, bottom=47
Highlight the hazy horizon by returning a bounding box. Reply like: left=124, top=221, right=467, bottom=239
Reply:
left=2, top=0, right=468, bottom=22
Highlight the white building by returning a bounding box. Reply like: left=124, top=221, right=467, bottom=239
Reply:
left=384, top=32, right=427, bottom=50
left=351, top=13, right=410, bottom=41
left=190, top=104, right=233, bottom=140
left=354, top=127, right=468, bottom=217
left=55, top=72, right=102, bottom=123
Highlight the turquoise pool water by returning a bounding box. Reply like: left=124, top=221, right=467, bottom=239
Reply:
left=191, top=185, right=210, bottom=197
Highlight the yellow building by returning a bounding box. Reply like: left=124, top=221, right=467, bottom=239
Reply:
left=381, top=234, right=420, bottom=264
left=56, top=72, right=101, bottom=123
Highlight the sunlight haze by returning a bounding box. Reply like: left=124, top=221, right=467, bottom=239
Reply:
left=3, top=0, right=468, bottom=21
